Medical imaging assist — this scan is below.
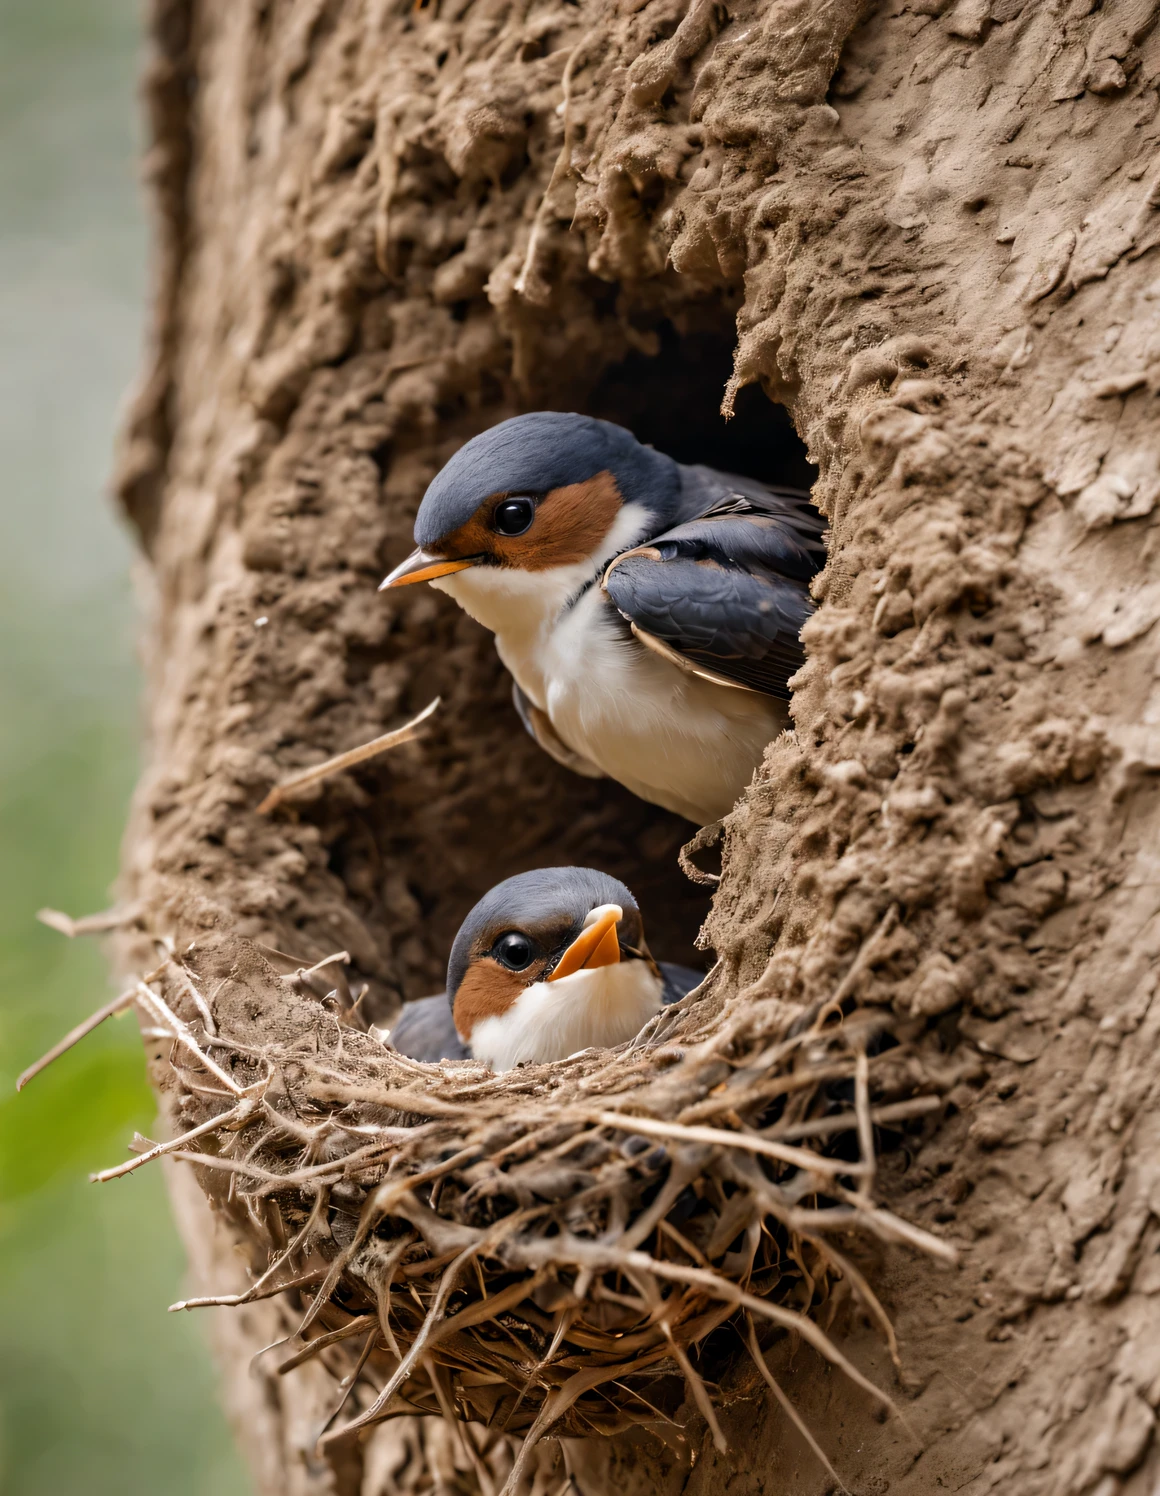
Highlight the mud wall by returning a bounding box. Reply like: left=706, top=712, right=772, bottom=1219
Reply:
left=113, top=0, right=1160, bottom=1492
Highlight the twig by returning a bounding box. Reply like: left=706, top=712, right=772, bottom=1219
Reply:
left=773, top=1096, right=941, bottom=1142
left=278, top=1314, right=378, bottom=1374
left=586, top=1111, right=870, bottom=1178
left=170, top=1267, right=327, bottom=1313
left=36, top=904, right=140, bottom=938
left=745, top=1315, right=849, bottom=1494
left=16, top=986, right=139, bottom=1091
left=135, top=982, right=247, bottom=1096
left=167, top=959, right=218, bottom=1036
left=92, top=1098, right=257, bottom=1182
left=170, top=1135, right=397, bottom=1191
left=258, top=698, right=440, bottom=813
left=851, top=1201, right=959, bottom=1264
left=319, top=1328, right=380, bottom=1438
left=171, top=1191, right=332, bottom=1313
left=171, top=1150, right=294, bottom=1185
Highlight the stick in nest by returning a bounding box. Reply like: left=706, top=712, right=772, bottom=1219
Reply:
left=257, top=697, right=440, bottom=814
left=36, top=904, right=141, bottom=938
left=16, top=985, right=139, bottom=1091
left=744, top=1313, right=850, bottom=1494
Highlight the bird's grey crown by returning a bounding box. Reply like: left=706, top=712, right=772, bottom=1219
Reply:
left=446, top=865, right=642, bottom=1000
left=415, top=412, right=682, bottom=547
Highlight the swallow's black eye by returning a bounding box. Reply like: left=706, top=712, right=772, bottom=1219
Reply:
left=492, top=497, right=535, bottom=537
left=493, top=932, right=535, bottom=970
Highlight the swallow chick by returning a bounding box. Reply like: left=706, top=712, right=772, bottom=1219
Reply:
left=386, top=867, right=702, bottom=1071
left=382, top=412, right=824, bottom=824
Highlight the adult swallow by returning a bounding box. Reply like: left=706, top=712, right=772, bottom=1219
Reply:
left=386, top=867, right=702, bottom=1070
left=382, top=412, right=824, bottom=824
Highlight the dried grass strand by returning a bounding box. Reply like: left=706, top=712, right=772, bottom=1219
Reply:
left=278, top=1314, right=378, bottom=1374
left=92, top=1099, right=256, bottom=1182
left=167, top=958, right=218, bottom=1035
left=745, top=1314, right=849, bottom=1494
left=135, top=983, right=247, bottom=1096
left=257, top=698, right=440, bottom=813
left=586, top=1111, right=871, bottom=1179
left=16, top=985, right=138, bottom=1091
left=424, top=1356, right=499, bottom=1496
left=802, top=1234, right=900, bottom=1373
left=513, top=32, right=597, bottom=300
left=372, top=1233, right=419, bottom=1360
left=36, top=904, right=141, bottom=938
left=319, top=1327, right=379, bottom=1437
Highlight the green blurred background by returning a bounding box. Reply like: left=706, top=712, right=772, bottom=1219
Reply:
left=0, top=2, right=249, bottom=1490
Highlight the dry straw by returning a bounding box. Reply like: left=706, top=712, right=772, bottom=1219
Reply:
left=24, top=905, right=952, bottom=1492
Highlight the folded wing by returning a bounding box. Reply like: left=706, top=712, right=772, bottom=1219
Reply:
left=602, top=487, right=824, bottom=699
left=388, top=993, right=468, bottom=1063
left=659, top=961, right=705, bottom=1005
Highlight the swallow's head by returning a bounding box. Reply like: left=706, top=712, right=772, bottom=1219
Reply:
left=446, top=865, right=664, bottom=1072
left=380, top=413, right=680, bottom=628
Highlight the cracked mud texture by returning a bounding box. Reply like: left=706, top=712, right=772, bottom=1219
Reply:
left=112, top=0, right=1160, bottom=1491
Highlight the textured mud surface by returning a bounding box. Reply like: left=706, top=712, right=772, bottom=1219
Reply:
left=112, top=0, right=1160, bottom=1491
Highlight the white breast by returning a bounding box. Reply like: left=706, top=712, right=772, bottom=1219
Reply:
left=432, top=512, right=789, bottom=824
left=469, top=960, right=663, bottom=1072
left=540, top=591, right=787, bottom=823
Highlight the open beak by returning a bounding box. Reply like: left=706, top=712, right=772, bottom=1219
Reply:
left=548, top=904, right=623, bottom=982
left=379, top=548, right=482, bottom=590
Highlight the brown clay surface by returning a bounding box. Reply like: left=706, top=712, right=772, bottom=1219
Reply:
left=110, top=0, right=1160, bottom=1491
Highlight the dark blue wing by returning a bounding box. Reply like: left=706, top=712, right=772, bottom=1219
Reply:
left=602, top=489, right=823, bottom=698
left=388, top=993, right=468, bottom=1063
left=659, top=962, right=705, bottom=1005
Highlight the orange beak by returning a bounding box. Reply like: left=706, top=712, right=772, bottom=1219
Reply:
left=547, top=904, right=623, bottom=982
left=380, top=548, right=482, bottom=589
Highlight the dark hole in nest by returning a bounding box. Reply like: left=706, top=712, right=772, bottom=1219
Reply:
left=587, top=322, right=818, bottom=494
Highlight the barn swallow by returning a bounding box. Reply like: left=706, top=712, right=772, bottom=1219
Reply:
left=382, top=413, right=824, bottom=824
left=385, top=867, right=702, bottom=1070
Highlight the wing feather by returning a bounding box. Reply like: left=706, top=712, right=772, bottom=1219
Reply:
left=659, top=962, right=705, bottom=1005
left=602, top=488, right=822, bottom=699
left=388, top=994, right=468, bottom=1063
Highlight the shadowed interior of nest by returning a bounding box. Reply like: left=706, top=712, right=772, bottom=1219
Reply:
left=91, top=307, right=946, bottom=1484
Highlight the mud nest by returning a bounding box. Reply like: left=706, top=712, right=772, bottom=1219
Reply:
left=33, top=880, right=949, bottom=1492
